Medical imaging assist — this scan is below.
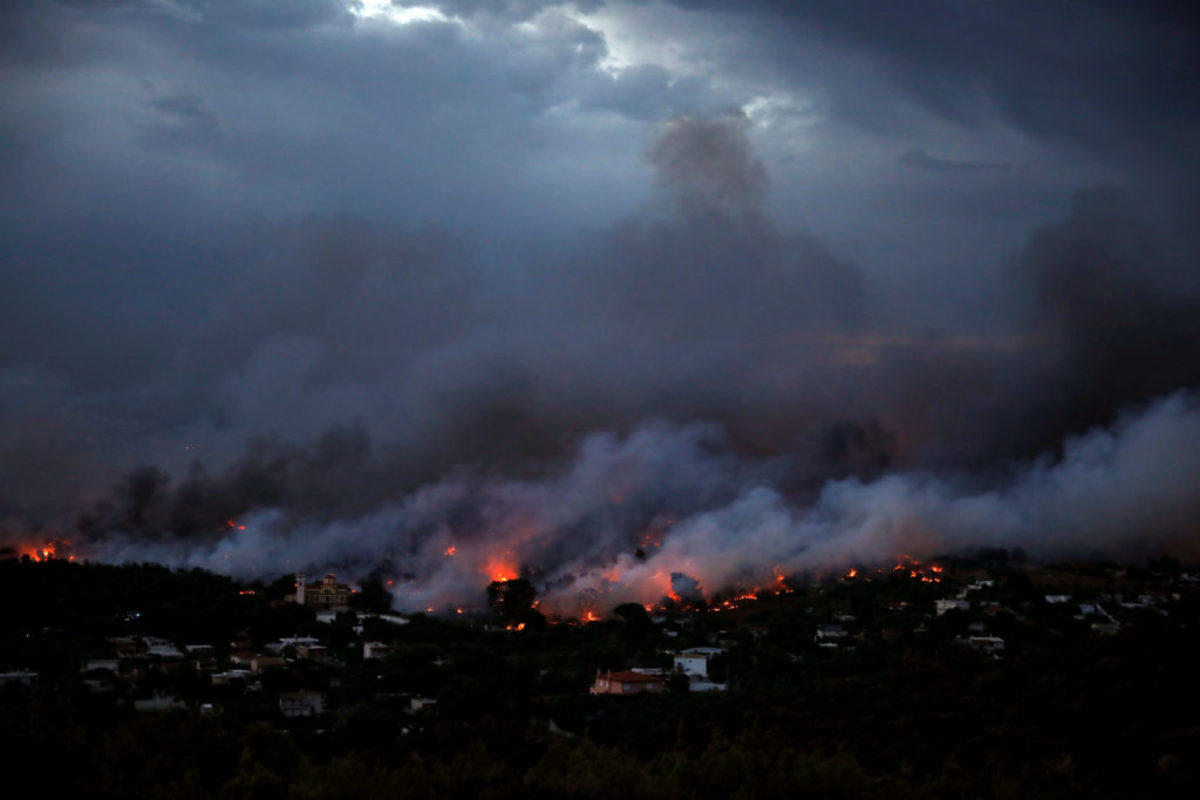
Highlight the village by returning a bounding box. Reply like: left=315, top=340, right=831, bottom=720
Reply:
left=2, top=550, right=1198, bottom=796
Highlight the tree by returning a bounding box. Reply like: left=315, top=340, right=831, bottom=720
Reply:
left=350, top=578, right=392, bottom=613
left=486, top=578, right=536, bottom=623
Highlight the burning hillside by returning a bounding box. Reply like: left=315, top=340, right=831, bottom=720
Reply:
left=9, top=390, right=1197, bottom=616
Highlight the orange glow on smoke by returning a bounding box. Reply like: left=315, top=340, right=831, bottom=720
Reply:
left=486, top=558, right=518, bottom=583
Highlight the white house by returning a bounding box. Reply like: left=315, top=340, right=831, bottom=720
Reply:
left=936, top=599, right=970, bottom=616
left=363, top=641, right=395, bottom=660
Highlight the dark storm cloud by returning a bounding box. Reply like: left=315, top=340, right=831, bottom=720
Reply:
left=898, top=149, right=1011, bottom=174
left=672, top=0, right=1200, bottom=162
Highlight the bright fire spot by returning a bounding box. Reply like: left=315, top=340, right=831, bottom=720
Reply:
left=846, top=568, right=858, bottom=579
left=226, top=519, right=246, bottom=531
left=238, top=589, right=256, bottom=596
left=444, top=546, right=456, bottom=556
left=583, top=611, right=599, bottom=623
left=456, top=608, right=463, bottom=615
left=25, top=541, right=72, bottom=562
left=486, top=555, right=518, bottom=583
left=505, top=622, right=527, bottom=631
left=425, top=607, right=434, bottom=613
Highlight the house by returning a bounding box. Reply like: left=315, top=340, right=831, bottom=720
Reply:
left=142, top=637, right=184, bottom=659
left=210, top=670, right=252, bottom=686
left=936, top=599, right=970, bottom=616
left=815, top=624, right=847, bottom=641
left=590, top=669, right=665, bottom=695
left=673, top=647, right=726, bottom=678
left=273, top=636, right=322, bottom=652
left=0, top=670, right=37, bottom=688
left=297, top=644, right=331, bottom=662
left=966, top=636, right=1005, bottom=654
left=363, top=641, right=395, bottom=660
left=279, top=691, right=325, bottom=718
left=250, top=656, right=286, bottom=674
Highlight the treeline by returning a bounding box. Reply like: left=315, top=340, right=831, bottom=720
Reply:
left=0, top=692, right=1135, bottom=800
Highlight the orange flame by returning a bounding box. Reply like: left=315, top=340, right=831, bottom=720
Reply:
left=444, top=546, right=457, bottom=556
left=24, top=541, right=73, bottom=562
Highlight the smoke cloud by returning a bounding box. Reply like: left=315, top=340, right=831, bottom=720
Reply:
left=3, top=1, right=1199, bottom=610
left=83, top=391, right=1200, bottom=613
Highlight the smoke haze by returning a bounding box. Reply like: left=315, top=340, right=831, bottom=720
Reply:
left=2, top=1, right=1198, bottom=610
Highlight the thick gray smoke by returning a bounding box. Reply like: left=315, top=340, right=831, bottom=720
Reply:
left=3, top=116, right=1199, bottom=609
left=86, top=391, right=1200, bottom=613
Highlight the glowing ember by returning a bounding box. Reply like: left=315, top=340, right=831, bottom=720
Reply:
left=226, top=519, right=246, bottom=531
left=444, top=546, right=457, bottom=556
left=846, top=568, right=858, bottom=579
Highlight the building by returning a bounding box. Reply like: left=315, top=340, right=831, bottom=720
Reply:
left=142, top=637, right=184, bottom=659
left=590, top=669, right=665, bottom=695
left=673, top=647, right=726, bottom=678
left=966, top=636, right=1006, bottom=654
left=291, top=573, right=352, bottom=610
left=279, top=691, right=325, bottom=718
left=936, top=599, right=971, bottom=616
left=363, top=641, right=395, bottom=660
left=816, top=624, right=847, bottom=641
left=250, top=656, right=286, bottom=674
left=0, top=670, right=37, bottom=688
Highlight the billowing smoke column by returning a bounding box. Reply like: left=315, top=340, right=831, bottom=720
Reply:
left=77, top=391, right=1200, bottom=614
left=4, top=117, right=1200, bottom=612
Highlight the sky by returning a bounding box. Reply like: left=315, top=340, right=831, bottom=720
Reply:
left=2, top=0, right=1199, bottom=611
